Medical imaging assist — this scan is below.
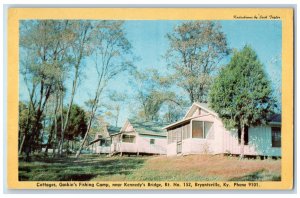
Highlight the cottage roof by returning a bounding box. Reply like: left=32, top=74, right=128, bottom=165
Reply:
left=107, top=125, right=121, bottom=135
left=184, top=102, right=218, bottom=119
left=164, top=102, right=281, bottom=129
left=126, top=119, right=167, bottom=137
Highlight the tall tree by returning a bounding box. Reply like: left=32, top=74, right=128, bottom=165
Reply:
left=131, top=68, right=185, bottom=122
left=104, top=91, right=128, bottom=127
left=18, top=101, right=42, bottom=154
left=209, top=45, right=277, bottom=158
left=75, top=21, right=133, bottom=158
left=20, top=20, right=93, bottom=157
left=267, top=56, right=282, bottom=112
left=166, top=21, right=229, bottom=104
left=19, top=20, right=71, bottom=158
left=56, top=104, right=87, bottom=152
left=57, top=21, right=93, bottom=156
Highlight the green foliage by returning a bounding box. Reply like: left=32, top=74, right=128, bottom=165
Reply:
left=166, top=21, right=230, bottom=103
left=130, top=68, right=186, bottom=122
left=209, top=45, right=277, bottom=130
left=18, top=101, right=44, bottom=150
left=56, top=104, right=88, bottom=141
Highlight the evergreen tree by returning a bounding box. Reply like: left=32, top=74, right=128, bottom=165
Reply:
left=209, top=45, right=277, bottom=158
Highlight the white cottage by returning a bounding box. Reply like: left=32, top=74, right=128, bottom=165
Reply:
left=110, top=119, right=167, bottom=155
left=164, top=102, right=281, bottom=157
left=89, top=125, right=121, bottom=154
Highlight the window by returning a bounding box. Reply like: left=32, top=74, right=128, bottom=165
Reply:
left=238, top=127, right=249, bottom=145
left=192, top=121, right=213, bottom=139
left=150, top=139, right=155, bottom=145
left=122, top=135, right=136, bottom=143
left=204, top=122, right=213, bottom=138
left=192, top=121, right=204, bottom=138
left=272, top=127, right=281, bottom=147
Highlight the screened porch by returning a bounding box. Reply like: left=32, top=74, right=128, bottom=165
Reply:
left=167, top=120, right=214, bottom=144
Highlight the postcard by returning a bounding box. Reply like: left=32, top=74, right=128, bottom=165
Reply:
left=6, top=7, right=294, bottom=190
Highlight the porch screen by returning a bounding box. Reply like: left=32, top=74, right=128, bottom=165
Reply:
left=168, top=130, right=176, bottom=144
left=182, top=123, right=190, bottom=140
left=105, top=140, right=111, bottom=146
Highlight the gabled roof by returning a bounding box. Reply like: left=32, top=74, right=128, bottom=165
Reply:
left=123, top=119, right=167, bottom=137
left=165, top=102, right=281, bottom=130
left=107, top=125, right=121, bottom=135
left=184, top=102, right=218, bottom=119
left=164, top=102, right=216, bottom=129
left=163, top=114, right=211, bottom=130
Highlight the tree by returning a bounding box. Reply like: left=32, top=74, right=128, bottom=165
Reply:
left=18, top=101, right=42, bottom=154
left=267, top=56, right=282, bottom=112
left=130, top=68, right=185, bottom=122
left=19, top=20, right=71, bottom=158
left=165, top=21, right=230, bottom=104
left=19, top=20, right=94, bottom=157
left=75, top=20, right=134, bottom=158
left=57, top=21, right=93, bottom=156
left=56, top=104, right=87, bottom=152
left=104, top=91, right=128, bottom=127
left=209, top=45, right=277, bottom=158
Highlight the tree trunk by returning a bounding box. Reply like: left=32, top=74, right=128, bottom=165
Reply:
left=52, top=95, right=59, bottom=157
left=18, top=135, right=26, bottom=155
left=240, top=125, right=245, bottom=159
left=58, top=24, right=89, bottom=157
left=59, top=89, right=64, bottom=156
left=45, top=120, right=54, bottom=155
left=75, top=110, right=95, bottom=158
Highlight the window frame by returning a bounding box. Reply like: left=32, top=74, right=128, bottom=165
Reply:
left=150, top=139, right=155, bottom=145
left=191, top=120, right=213, bottom=139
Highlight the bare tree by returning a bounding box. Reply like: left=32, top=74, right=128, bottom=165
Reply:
left=19, top=20, right=71, bottom=158
left=165, top=21, right=230, bottom=103
left=58, top=21, right=92, bottom=156
left=75, top=21, right=133, bottom=158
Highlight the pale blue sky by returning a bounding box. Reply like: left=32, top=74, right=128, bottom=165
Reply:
left=19, top=20, right=282, bottom=127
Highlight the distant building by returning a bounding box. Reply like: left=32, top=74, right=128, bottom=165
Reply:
left=164, top=102, right=281, bottom=157
left=111, top=119, right=167, bottom=155
left=89, top=125, right=121, bottom=154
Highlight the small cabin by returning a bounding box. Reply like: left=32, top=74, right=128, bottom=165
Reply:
left=111, top=119, right=167, bottom=155
left=164, top=102, right=281, bottom=157
left=89, top=125, right=120, bottom=154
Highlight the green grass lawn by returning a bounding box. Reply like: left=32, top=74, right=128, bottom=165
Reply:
left=19, top=154, right=281, bottom=181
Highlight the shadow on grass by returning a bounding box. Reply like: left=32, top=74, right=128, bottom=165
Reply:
left=19, top=155, right=146, bottom=181
left=229, top=169, right=281, bottom=181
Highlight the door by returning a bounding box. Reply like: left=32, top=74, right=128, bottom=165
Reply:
left=176, top=128, right=182, bottom=154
